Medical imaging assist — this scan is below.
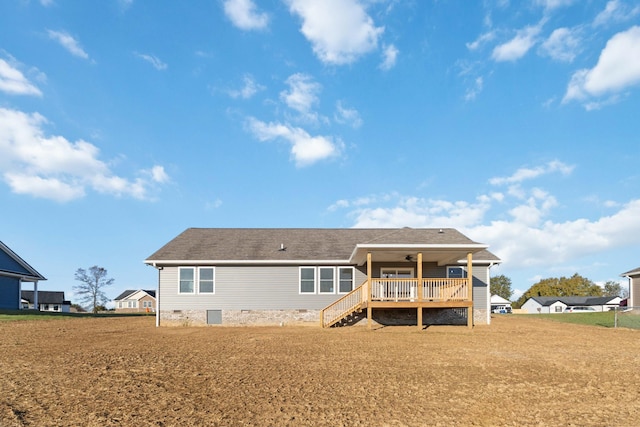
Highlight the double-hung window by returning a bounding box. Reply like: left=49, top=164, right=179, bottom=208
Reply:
left=179, top=267, right=195, bottom=293
left=199, top=267, right=215, bottom=293
left=179, top=267, right=215, bottom=294
left=319, top=267, right=335, bottom=294
left=338, top=267, right=354, bottom=293
left=300, top=267, right=316, bottom=294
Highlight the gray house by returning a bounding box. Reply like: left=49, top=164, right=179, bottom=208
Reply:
left=622, top=267, right=640, bottom=307
left=145, top=228, right=500, bottom=329
left=0, top=241, right=46, bottom=310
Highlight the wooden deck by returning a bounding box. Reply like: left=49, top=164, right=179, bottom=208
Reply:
left=321, top=278, right=473, bottom=329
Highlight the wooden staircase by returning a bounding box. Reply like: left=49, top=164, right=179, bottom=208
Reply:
left=320, top=280, right=368, bottom=328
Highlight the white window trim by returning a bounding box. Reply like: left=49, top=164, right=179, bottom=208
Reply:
left=338, top=267, right=355, bottom=294
left=178, top=267, right=196, bottom=294
left=318, top=267, right=336, bottom=294
left=179, top=266, right=216, bottom=295
left=198, top=267, right=216, bottom=294
left=299, top=267, right=317, bottom=294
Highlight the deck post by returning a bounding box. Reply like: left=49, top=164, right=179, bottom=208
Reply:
left=417, top=252, right=423, bottom=330
left=367, top=252, right=372, bottom=330
left=467, top=252, right=473, bottom=329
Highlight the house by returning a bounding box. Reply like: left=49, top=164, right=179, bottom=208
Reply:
left=21, top=291, right=71, bottom=313
left=145, top=228, right=501, bottom=329
left=521, top=296, right=622, bottom=314
left=622, top=267, right=640, bottom=307
left=0, top=241, right=46, bottom=310
left=490, top=294, right=512, bottom=313
left=114, top=289, right=156, bottom=313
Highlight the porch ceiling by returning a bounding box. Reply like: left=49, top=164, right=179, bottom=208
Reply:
left=349, top=244, right=488, bottom=266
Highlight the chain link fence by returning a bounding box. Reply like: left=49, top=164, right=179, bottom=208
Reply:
left=614, top=307, right=640, bottom=329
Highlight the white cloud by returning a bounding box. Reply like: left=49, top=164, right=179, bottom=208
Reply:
left=286, top=0, right=384, bottom=65
left=489, top=160, right=574, bottom=186
left=47, top=30, right=90, bottom=60
left=492, top=24, right=543, bottom=62
left=0, top=58, right=42, bottom=96
left=135, top=53, right=167, bottom=70
left=379, top=44, right=398, bottom=70
left=40, top=0, right=54, bottom=6
left=465, top=76, right=484, bottom=101
left=280, top=73, right=321, bottom=114
left=246, top=117, right=342, bottom=167
left=594, top=0, right=640, bottom=27
left=330, top=161, right=640, bottom=275
left=223, top=0, right=269, bottom=31
left=540, top=27, right=581, bottom=62
left=334, top=101, right=362, bottom=128
left=229, top=74, right=264, bottom=99
left=0, top=107, right=168, bottom=202
left=563, top=26, right=640, bottom=104
left=534, top=0, right=574, bottom=10
left=466, top=31, right=496, bottom=51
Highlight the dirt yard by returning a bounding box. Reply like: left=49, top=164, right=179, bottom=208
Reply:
left=1, top=315, right=639, bottom=427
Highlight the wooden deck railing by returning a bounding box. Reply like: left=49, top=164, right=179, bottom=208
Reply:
left=422, top=278, right=468, bottom=301
left=321, top=277, right=469, bottom=327
left=371, top=278, right=469, bottom=301
left=320, top=280, right=368, bottom=328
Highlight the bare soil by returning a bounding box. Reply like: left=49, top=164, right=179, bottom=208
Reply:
left=1, top=315, right=639, bottom=426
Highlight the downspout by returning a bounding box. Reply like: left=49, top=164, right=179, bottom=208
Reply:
left=486, top=262, right=498, bottom=325
left=150, top=263, right=162, bottom=327
left=18, top=278, right=22, bottom=310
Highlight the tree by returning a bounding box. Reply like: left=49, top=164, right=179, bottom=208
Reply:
left=515, top=273, right=602, bottom=307
left=490, top=274, right=513, bottom=300
left=73, top=266, right=114, bottom=313
left=603, top=280, right=628, bottom=298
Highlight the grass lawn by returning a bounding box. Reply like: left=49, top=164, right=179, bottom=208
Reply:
left=0, top=310, right=153, bottom=322
left=513, top=310, right=640, bottom=329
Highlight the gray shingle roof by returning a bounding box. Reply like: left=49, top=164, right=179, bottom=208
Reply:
left=21, top=291, right=67, bottom=305
left=114, top=289, right=156, bottom=300
left=528, top=296, right=620, bottom=306
left=146, top=228, right=501, bottom=263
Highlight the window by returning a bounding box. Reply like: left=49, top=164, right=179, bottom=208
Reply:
left=300, top=267, right=316, bottom=294
left=128, top=300, right=137, bottom=308
left=53, top=305, right=59, bottom=311
left=179, top=267, right=195, bottom=293
left=555, top=306, right=563, bottom=313
left=447, top=266, right=467, bottom=278
left=199, top=267, right=215, bottom=293
left=338, top=267, right=354, bottom=293
left=319, top=267, right=335, bottom=294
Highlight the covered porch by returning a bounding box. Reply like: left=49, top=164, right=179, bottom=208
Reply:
left=321, top=240, right=487, bottom=330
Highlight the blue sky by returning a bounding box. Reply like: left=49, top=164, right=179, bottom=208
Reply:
left=1, top=0, right=639, bottom=304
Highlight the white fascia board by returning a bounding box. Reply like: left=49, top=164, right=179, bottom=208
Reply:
left=0, top=270, right=43, bottom=282
left=145, top=259, right=352, bottom=266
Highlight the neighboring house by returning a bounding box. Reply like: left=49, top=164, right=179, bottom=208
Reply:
left=21, top=291, right=71, bottom=313
left=490, top=295, right=512, bottom=313
left=114, top=289, right=156, bottom=313
left=521, top=296, right=622, bottom=314
left=145, top=228, right=501, bottom=329
left=622, top=267, right=640, bottom=307
left=0, top=241, right=46, bottom=310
